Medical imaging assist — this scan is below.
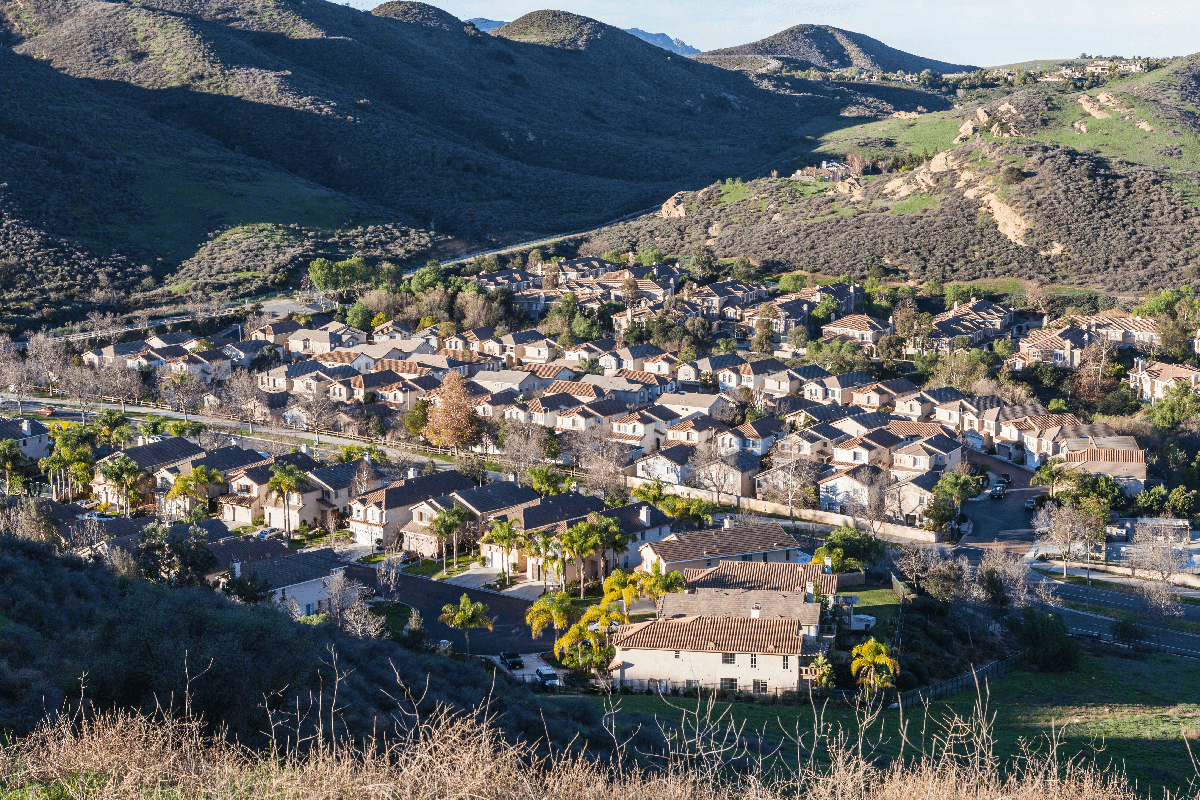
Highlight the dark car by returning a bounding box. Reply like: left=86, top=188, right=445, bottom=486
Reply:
left=1024, top=498, right=1038, bottom=511
left=989, top=485, right=1006, bottom=500
left=998, top=473, right=1012, bottom=485
left=499, top=652, right=524, bottom=670
left=535, top=666, right=560, bottom=686
left=562, top=672, right=593, bottom=689
left=968, top=463, right=984, bottom=476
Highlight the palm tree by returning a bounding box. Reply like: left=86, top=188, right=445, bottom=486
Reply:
left=166, top=465, right=223, bottom=519
left=98, top=454, right=145, bottom=517
left=138, top=415, right=167, bottom=440
left=851, top=637, right=899, bottom=691
left=525, top=530, right=558, bottom=593
left=483, top=519, right=523, bottom=587
left=601, top=569, right=642, bottom=617
left=0, top=438, right=23, bottom=495
left=267, top=463, right=309, bottom=540
left=636, top=563, right=687, bottom=616
left=632, top=477, right=669, bottom=508
left=525, top=591, right=576, bottom=639
left=1032, top=462, right=1079, bottom=498
left=439, top=593, right=492, bottom=661
left=430, top=505, right=469, bottom=571
left=560, top=518, right=603, bottom=600
left=591, top=514, right=626, bottom=579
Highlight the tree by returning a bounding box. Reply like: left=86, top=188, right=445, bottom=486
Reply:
left=527, top=465, right=567, bottom=497
left=850, top=637, right=899, bottom=691
left=266, top=463, right=309, bottom=541
left=933, top=471, right=981, bottom=515
left=0, top=439, right=23, bottom=495
left=526, top=590, right=576, bottom=638
left=561, top=517, right=604, bottom=599
left=1151, top=381, right=1199, bottom=431
left=483, top=519, right=523, bottom=587
left=165, top=464, right=222, bottom=519
left=570, top=424, right=628, bottom=502
left=1031, top=461, right=1080, bottom=497
left=439, top=593, right=493, bottom=661
left=759, top=450, right=822, bottom=530
left=525, top=530, right=561, bottom=593
left=422, top=372, right=482, bottom=453
left=500, top=420, right=549, bottom=487
left=222, top=369, right=265, bottom=434
left=98, top=454, right=145, bottom=517
left=405, top=399, right=431, bottom=439
left=346, top=301, right=374, bottom=332
left=430, top=505, right=469, bottom=570
left=1128, top=519, right=1191, bottom=582
left=61, top=366, right=100, bottom=424
left=159, top=372, right=204, bottom=423
left=0, top=335, right=35, bottom=415
left=1033, top=500, right=1093, bottom=576
left=223, top=570, right=273, bottom=604
left=636, top=562, right=687, bottom=612
left=826, top=526, right=886, bottom=566
left=137, top=522, right=218, bottom=587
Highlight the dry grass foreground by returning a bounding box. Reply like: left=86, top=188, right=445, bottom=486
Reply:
left=0, top=693, right=1188, bottom=800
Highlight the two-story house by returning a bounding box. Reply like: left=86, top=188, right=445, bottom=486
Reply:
left=347, top=470, right=477, bottom=549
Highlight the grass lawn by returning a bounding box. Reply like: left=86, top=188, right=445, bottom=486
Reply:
left=370, top=601, right=412, bottom=634
left=846, top=583, right=901, bottom=626
left=566, top=643, right=1200, bottom=796
left=402, top=555, right=478, bottom=580
left=1034, top=567, right=1200, bottom=606
left=357, top=552, right=387, bottom=565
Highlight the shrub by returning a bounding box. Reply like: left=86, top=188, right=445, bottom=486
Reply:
left=1009, top=607, right=1080, bottom=672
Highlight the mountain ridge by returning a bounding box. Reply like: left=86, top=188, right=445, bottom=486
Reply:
left=467, top=15, right=699, bottom=54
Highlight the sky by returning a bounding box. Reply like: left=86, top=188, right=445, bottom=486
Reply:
left=349, top=0, right=1200, bottom=67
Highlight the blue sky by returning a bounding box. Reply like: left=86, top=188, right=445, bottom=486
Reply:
left=351, top=0, right=1199, bottom=67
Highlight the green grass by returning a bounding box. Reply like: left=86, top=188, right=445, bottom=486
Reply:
left=847, top=583, right=901, bottom=626
left=1033, top=567, right=1200, bottom=606
left=577, top=644, right=1200, bottom=795
left=370, top=601, right=412, bottom=633
left=888, top=194, right=939, bottom=215
left=718, top=181, right=751, bottom=205
left=401, top=556, right=478, bottom=580
left=357, top=552, right=387, bottom=565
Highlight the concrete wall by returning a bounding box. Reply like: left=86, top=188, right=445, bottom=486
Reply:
left=613, top=647, right=804, bottom=692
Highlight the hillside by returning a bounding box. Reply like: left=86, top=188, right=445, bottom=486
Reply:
left=0, top=0, right=863, bottom=331
left=583, top=56, right=1200, bottom=293
left=622, top=28, right=699, bottom=56
left=700, top=24, right=977, bottom=74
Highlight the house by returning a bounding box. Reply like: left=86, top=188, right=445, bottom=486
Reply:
left=472, top=369, right=539, bottom=397
left=934, top=395, right=1008, bottom=448
left=580, top=375, right=651, bottom=407
left=886, top=470, right=943, bottom=527
left=215, top=452, right=321, bottom=527
left=308, top=459, right=387, bottom=517
left=692, top=451, right=763, bottom=498
left=476, top=390, right=521, bottom=420
left=803, top=371, right=875, bottom=405
left=402, top=483, right=541, bottom=558
left=691, top=280, right=769, bottom=316
left=681, top=560, right=839, bottom=596
left=313, top=349, right=377, bottom=375
left=771, top=427, right=842, bottom=463
left=849, top=378, right=919, bottom=410
left=659, top=590, right=821, bottom=636
left=890, top=434, right=963, bottom=476
left=821, top=315, right=894, bottom=349
left=511, top=363, right=576, bottom=390
left=248, top=320, right=303, bottom=347
left=291, top=365, right=360, bottom=399
left=829, top=412, right=894, bottom=439
left=754, top=455, right=825, bottom=499
left=1009, top=326, right=1095, bottom=370
left=147, top=332, right=203, bottom=351
left=640, top=517, right=807, bottom=573
left=1073, top=313, right=1160, bottom=351
left=153, top=445, right=265, bottom=517
left=250, top=548, right=349, bottom=617
left=929, top=299, right=1014, bottom=349
left=676, top=354, right=745, bottom=388
left=665, top=416, right=729, bottom=447
left=611, top=405, right=681, bottom=452
left=1057, top=436, right=1147, bottom=494
left=634, top=444, right=697, bottom=485
left=543, top=380, right=607, bottom=403
left=404, top=353, right=473, bottom=379
left=609, top=615, right=822, bottom=692
left=167, top=349, right=232, bottom=383
left=656, top=392, right=732, bottom=420
left=83, top=340, right=152, bottom=369
left=562, top=338, right=617, bottom=363
left=1128, top=359, right=1200, bottom=403
left=831, top=429, right=904, bottom=468
left=474, top=269, right=540, bottom=293
left=716, top=417, right=786, bottom=456
left=785, top=403, right=855, bottom=428
left=615, top=369, right=676, bottom=398
left=643, top=352, right=679, bottom=377
left=442, top=326, right=497, bottom=354
left=497, top=330, right=547, bottom=366
left=347, top=471, right=477, bottom=548
left=761, top=369, right=811, bottom=398
left=893, top=387, right=966, bottom=421
left=481, top=492, right=606, bottom=575
left=716, top=359, right=789, bottom=394
left=817, top=463, right=887, bottom=515
left=206, top=536, right=291, bottom=584
left=0, top=417, right=52, bottom=460
left=372, top=319, right=414, bottom=342
left=599, top=344, right=667, bottom=374
left=286, top=329, right=344, bottom=357
left=91, top=437, right=205, bottom=509
left=222, top=340, right=278, bottom=368
left=259, top=360, right=327, bottom=393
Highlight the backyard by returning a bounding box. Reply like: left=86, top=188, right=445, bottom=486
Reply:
left=565, top=643, right=1200, bottom=796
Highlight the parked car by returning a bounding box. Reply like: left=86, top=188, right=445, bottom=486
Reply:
left=1024, top=498, right=1038, bottom=511
left=989, top=485, right=1006, bottom=499
left=257, top=527, right=281, bottom=540
left=33, top=406, right=55, bottom=417
left=499, top=652, right=524, bottom=671
left=968, top=463, right=983, bottom=476
left=998, top=473, right=1012, bottom=486
left=535, top=667, right=560, bottom=686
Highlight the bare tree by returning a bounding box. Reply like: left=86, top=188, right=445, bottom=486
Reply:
left=302, top=391, right=337, bottom=444
left=61, top=516, right=108, bottom=554
left=569, top=423, right=629, bottom=500
left=26, top=333, right=68, bottom=397
left=1128, top=519, right=1191, bottom=583
left=500, top=420, right=548, bottom=486
left=978, top=548, right=1032, bottom=609
left=60, top=366, right=101, bottom=424
left=687, top=440, right=737, bottom=506
left=103, top=363, right=146, bottom=414
left=322, top=571, right=386, bottom=638
left=159, top=372, right=205, bottom=422
left=1033, top=501, right=1093, bottom=576
left=889, top=545, right=940, bottom=594
left=0, top=335, right=35, bottom=415
left=759, top=450, right=822, bottom=530
left=222, top=368, right=265, bottom=433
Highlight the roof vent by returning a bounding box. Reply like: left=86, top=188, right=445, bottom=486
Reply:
left=751, top=603, right=761, bottom=618
left=723, top=517, right=732, bottom=530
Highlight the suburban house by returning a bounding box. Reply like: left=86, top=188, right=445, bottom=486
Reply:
left=716, top=359, right=790, bottom=393
left=658, top=590, right=821, bottom=638
left=715, top=417, right=786, bottom=456
left=639, top=518, right=807, bottom=573
left=347, top=471, right=477, bottom=549
left=830, top=429, right=904, bottom=468
left=402, top=483, right=541, bottom=558
left=609, top=615, right=822, bottom=693
left=92, top=437, right=205, bottom=509
left=1074, top=312, right=1161, bottom=350
left=890, top=434, right=963, bottom=476
left=772, top=427, right=842, bottom=463
left=677, top=354, right=745, bottom=388
left=691, top=451, right=763, bottom=498
left=803, top=372, right=875, bottom=405
left=511, top=363, right=577, bottom=390
left=1057, top=436, right=1147, bottom=493
left=665, top=416, right=729, bottom=447
left=482, top=492, right=608, bottom=576
left=308, top=459, right=387, bottom=517
left=849, top=378, right=920, bottom=410
left=1128, top=359, right=1200, bottom=403
left=154, top=445, right=265, bottom=518
left=929, top=299, right=1014, bottom=349
left=656, top=392, right=732, bottom=420
left=470, top=369, right=539, bottom=397
left=886, top=471, right=943, bottom=527
left=251, top=548, right=349, bottom=617
left=634, top=444, right=697, bottom=485
left=1008, top=326, right=1095, bottom=370
left=821, top=315, right=894, bottom=349
left=611, top=406, right=681, bottom=452
left=681, top=560, right=841, bottom=597
left=215, top=452, right=321, bottom=527
left=580, top=374, right=651, bottom=407
left=599, top=344, right=667, bottom=374
left=893, top=387, right=966, bottom=421
left=817, top=463, right=887, bottom=515
left=0, top=417, right=51, bottom=460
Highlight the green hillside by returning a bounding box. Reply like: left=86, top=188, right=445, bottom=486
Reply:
left=584, top=56, right=1200, bottom=293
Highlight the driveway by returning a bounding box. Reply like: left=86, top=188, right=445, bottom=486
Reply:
left=346, top=566, right=553, bottom=655
left=955, top=452, right=1040, bottom=564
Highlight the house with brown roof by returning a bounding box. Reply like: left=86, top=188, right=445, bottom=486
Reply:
left=831, top=429, right=904, bottom=468
left=639, top=517, right=807, bottom=573
left=716, top=359, right=790, bottom=393
left=511, top=363, right=577, bottom=389
left=682, top=560, right=841, bottom=596
left=1057, top=436, right=1147, bottom=493
left=543, top=380, right=606, bottom=403
left=347, top=471, right=478, bottom=549
left=610, top=614, right=823, bottom=693
left=611, top=405, right=681, bottom=452
left=803, top=371, right=875, bottom=405
left=929, top=299, right=1014, bottom=349
left=665, top=415, right=729, bottom=447
left=715, top=417, right=787, bottom=457
left=1128, top=358, right=1200, bottom=403
left=821, top=314, right=894, bottom=349
left=1009, top=326, right=1095, bottom=371
left=850, top=378, right=919, bottom=410
left=313, top=349, right=377, bottom=374
left=214, top=452, right=321, bottom=527
left=1073, top=312, right=1161, bottom=350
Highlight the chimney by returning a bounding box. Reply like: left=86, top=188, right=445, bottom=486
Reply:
left=751, top=603, right=761, bottom=618
left=20, top=419, right=31, bottom=435
left=639, top=505, right=651, bottom=525
left=805, top=581, right=815, bottom=603
left=301, top=443, right=309, bottom=455
left=723, top=517, right=732, bottom=530
left=231, top=559, right=242, bottom=578
left=953, top=300, right=959, bottom=311
left=823, top=556, right=832, bottom=574
left=407, top=466, right=420, bottom=479
left=364, top=452, right=371, bottom=465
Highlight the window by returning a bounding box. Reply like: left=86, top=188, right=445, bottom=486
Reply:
left=706, top=559, right=712, bottom=567
left=721, top=653, right=736, bottom=665
left=674, top=651, right=680, bottom=659
left=750, top=654, right=757, bottom=669
left=720, top=678, right=738, bottom=691
left=853, top=450, right=864, bottom=463
left=753, top=680, right=768, bottom=694
left=685, top=680, right=699, bottom=689
left=782, top=655, right=789, bottom=670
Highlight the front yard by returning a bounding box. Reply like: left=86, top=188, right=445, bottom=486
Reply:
left=402, top=553, right=479, bottom=580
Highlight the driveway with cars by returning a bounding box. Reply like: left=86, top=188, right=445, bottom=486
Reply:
left=955, top=452, right=1041, bottom=563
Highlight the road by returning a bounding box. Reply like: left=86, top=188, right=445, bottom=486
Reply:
left=955, top=452, right=1039, bottom=563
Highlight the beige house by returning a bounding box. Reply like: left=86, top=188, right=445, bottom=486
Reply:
left=889, top=434, right=963, bottom=477
left=640, top=518, right=805, bottom=573
left=821, top=314, right=894, bottom=348
left=347, top=471, right=477, bottom=548
left=1128, top=359, right=1200, bottom=403
left=215, top=452, right=320, bottom=527
left=886, top=471, right=942, bottom=528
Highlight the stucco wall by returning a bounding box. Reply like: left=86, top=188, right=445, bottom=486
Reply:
left=614, top=647, right=804, bottom=693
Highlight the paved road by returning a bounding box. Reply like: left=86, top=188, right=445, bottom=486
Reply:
left=348, top=566, right=553, bottom=656
left=955, top=452, right=1039, bottom=564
